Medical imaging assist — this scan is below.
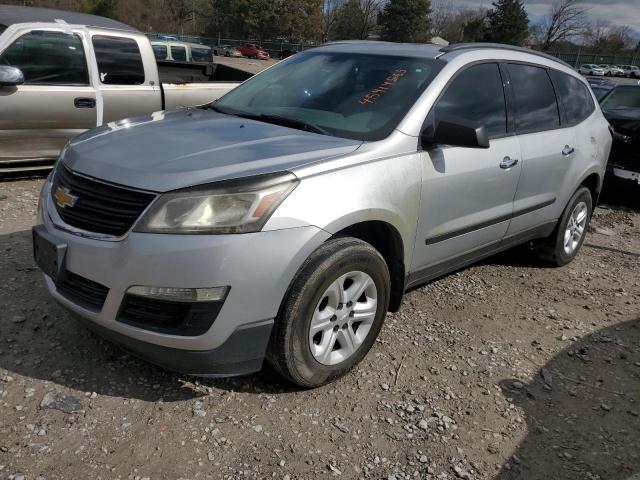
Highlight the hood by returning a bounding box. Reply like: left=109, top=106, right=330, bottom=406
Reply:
left=64, top=109, right=362, bottom=192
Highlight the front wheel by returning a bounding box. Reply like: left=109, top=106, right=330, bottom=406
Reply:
left=267, top=237, right=390, bottom=388
left=533, top=186, right=592, bottom=267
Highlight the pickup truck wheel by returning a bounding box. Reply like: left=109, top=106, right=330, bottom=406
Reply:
left=533, top=186, right=592, bottom=267
left=267, top=237, right=390, bottom=388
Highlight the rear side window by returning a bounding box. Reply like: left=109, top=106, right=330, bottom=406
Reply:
left=152, top=44, right=167, bottom=60
left=550, top=71, right=595, bottom=124
left=191, top=47, right=211, bottom=62
left=170, top=45, right=187, bottom=61
left=92, top=35, right=144, bottom=85
left=0, top=30, right=88, bottom=85
left=507, top=63, right=560, bottom=132
left=434, top=63, right=507, bottom=138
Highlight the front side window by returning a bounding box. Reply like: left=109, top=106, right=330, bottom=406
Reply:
left=191, top=47, right=211, bottom=62
left=434, top=63, right=507, bottom=138
left=507, top=63, right=560, bottom=132
left=92, top=35, right=144, bottom=85
left=214, top=51, right=443, bottom=141
left=0, top=30, right=88, bottom=85
left=170, top=45, right=187, bottom=61
left=152, top=44, right=167, bottom=60
left=550, top=70, right=594, bottom=124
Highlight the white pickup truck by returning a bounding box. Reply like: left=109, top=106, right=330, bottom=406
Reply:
left=0, top=6, right=248, bottom=172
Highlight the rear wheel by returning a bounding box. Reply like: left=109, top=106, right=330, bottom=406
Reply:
left=267, top=237, right=390, bottom=388
left=533, top=186, right=592, bottom=267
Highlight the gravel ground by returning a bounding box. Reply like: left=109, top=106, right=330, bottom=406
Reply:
left=0, top=176, right=638, bottom=480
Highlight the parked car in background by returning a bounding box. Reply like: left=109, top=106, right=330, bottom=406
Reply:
left=578, top=64, right=605, bottom=76
left=600, top=85, right=640, bottom=186
left=236, top=42, right=270, bottom=60
left=33, top=42, right=610, bottom=387
left=619, top=65, right=640, bottom=78
left=587, top=77, right=614, bottom=101
left=213, top=44, right=243, bottom=57
left=0, top=5, right=245, bottom=172
left=598, top=64, right=624, bottom=77
left=151, top=40, right=213, bottom=63
left=591, top=83, right=614, bottom=101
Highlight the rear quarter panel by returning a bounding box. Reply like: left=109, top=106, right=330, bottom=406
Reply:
left=561, top=107, right=611, bottom=212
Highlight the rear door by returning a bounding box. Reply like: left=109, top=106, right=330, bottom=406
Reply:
left=411, top=62, right=522, bottom=272
left=0, top=28, right=97, bottom=165
left=91, top=33, right=161, bottom=123
left=505, top=63, right=575, bottom=235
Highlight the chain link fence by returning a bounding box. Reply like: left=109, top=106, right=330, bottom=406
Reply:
left=146, top=33, right=640, bottom=68
left=146, top=33, right=316, bottom=57
left=546, top=51, right=639, bottom=68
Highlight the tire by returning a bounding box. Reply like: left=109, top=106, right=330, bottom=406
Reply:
left=533, top=186, right=593, bottom=267
left=267, top=237, right=391, bottom=388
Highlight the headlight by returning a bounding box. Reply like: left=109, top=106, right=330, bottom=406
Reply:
left=134, top=172, right=298, bottom=234
left=49, top=141, right=70, bottom=182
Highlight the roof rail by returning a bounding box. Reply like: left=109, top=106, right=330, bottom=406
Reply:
left=439, top=43, right=572, bottom=69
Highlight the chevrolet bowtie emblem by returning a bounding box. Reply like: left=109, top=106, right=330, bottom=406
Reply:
left=54, top=186, right=78, bottom=209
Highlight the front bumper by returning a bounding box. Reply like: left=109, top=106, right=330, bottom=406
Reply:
left=608, top=165, right=640, bottom=185
left=38, top=180, right=330, bottom=375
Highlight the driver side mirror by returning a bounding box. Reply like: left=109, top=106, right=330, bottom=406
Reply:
left=0, top=65, right=25, bottom=87
left=421, top=116, right=490, bottom=149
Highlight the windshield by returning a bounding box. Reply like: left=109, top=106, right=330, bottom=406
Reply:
left=601, top=88, right=640, bottom=109
left=214, top=51, right=443, bottom=141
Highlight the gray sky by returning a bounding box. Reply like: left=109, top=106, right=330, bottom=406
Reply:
left=452, top=0, right=640, bottom=39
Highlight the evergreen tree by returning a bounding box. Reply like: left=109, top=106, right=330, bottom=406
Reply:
left=485, top=0, right=529, bottom=46
left=83, top=0, right=118, bottom=19
left=462, top=17, right=487, bottom=42
left=379, top=0, right=431, bottom=43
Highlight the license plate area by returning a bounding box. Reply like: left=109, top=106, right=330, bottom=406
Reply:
left=32, top=225, right=67, bottom=282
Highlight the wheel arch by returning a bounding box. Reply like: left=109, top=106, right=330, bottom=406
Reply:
left=330, top=220, right=407, bottom=313
left=579, top=171, right=602, bottom=205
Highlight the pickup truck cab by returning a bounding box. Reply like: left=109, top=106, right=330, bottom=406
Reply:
left=151, top=40, right=213, bottom=63
left=0, top=5, right=244, bottom=172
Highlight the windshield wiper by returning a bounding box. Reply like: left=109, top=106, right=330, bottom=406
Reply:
left=254, top=113, right=329, bottom=136
left=204, top=104, right=328, bottom=136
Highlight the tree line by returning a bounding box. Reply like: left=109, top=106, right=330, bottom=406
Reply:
left=7, top=0, right=640, bottom=54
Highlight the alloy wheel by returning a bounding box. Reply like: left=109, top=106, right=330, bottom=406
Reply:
left=308, top=271, right=377, bottom=366
left=563, top=201, right=588, bottom=255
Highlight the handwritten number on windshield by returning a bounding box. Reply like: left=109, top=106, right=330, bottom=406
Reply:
left=359, top=69, right=407, bottom=105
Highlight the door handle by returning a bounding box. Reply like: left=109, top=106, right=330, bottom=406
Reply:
left=562, top=145, right=575, bottom=156
left=74, top=97, right=96, bottom=108
left=499, top=156, right=519, bottom=169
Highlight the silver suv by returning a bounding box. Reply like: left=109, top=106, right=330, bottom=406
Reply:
left=34, top=42, right=612, bottom=387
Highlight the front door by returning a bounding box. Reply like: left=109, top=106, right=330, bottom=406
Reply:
left=411, top=62, right=521, bottom=274
left=91, top=34, right=161, bottom=123
left=0, top=29, right=97, bottom=166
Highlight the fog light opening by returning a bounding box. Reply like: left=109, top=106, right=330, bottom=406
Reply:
left=126, top=285, right=229, bottom=303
